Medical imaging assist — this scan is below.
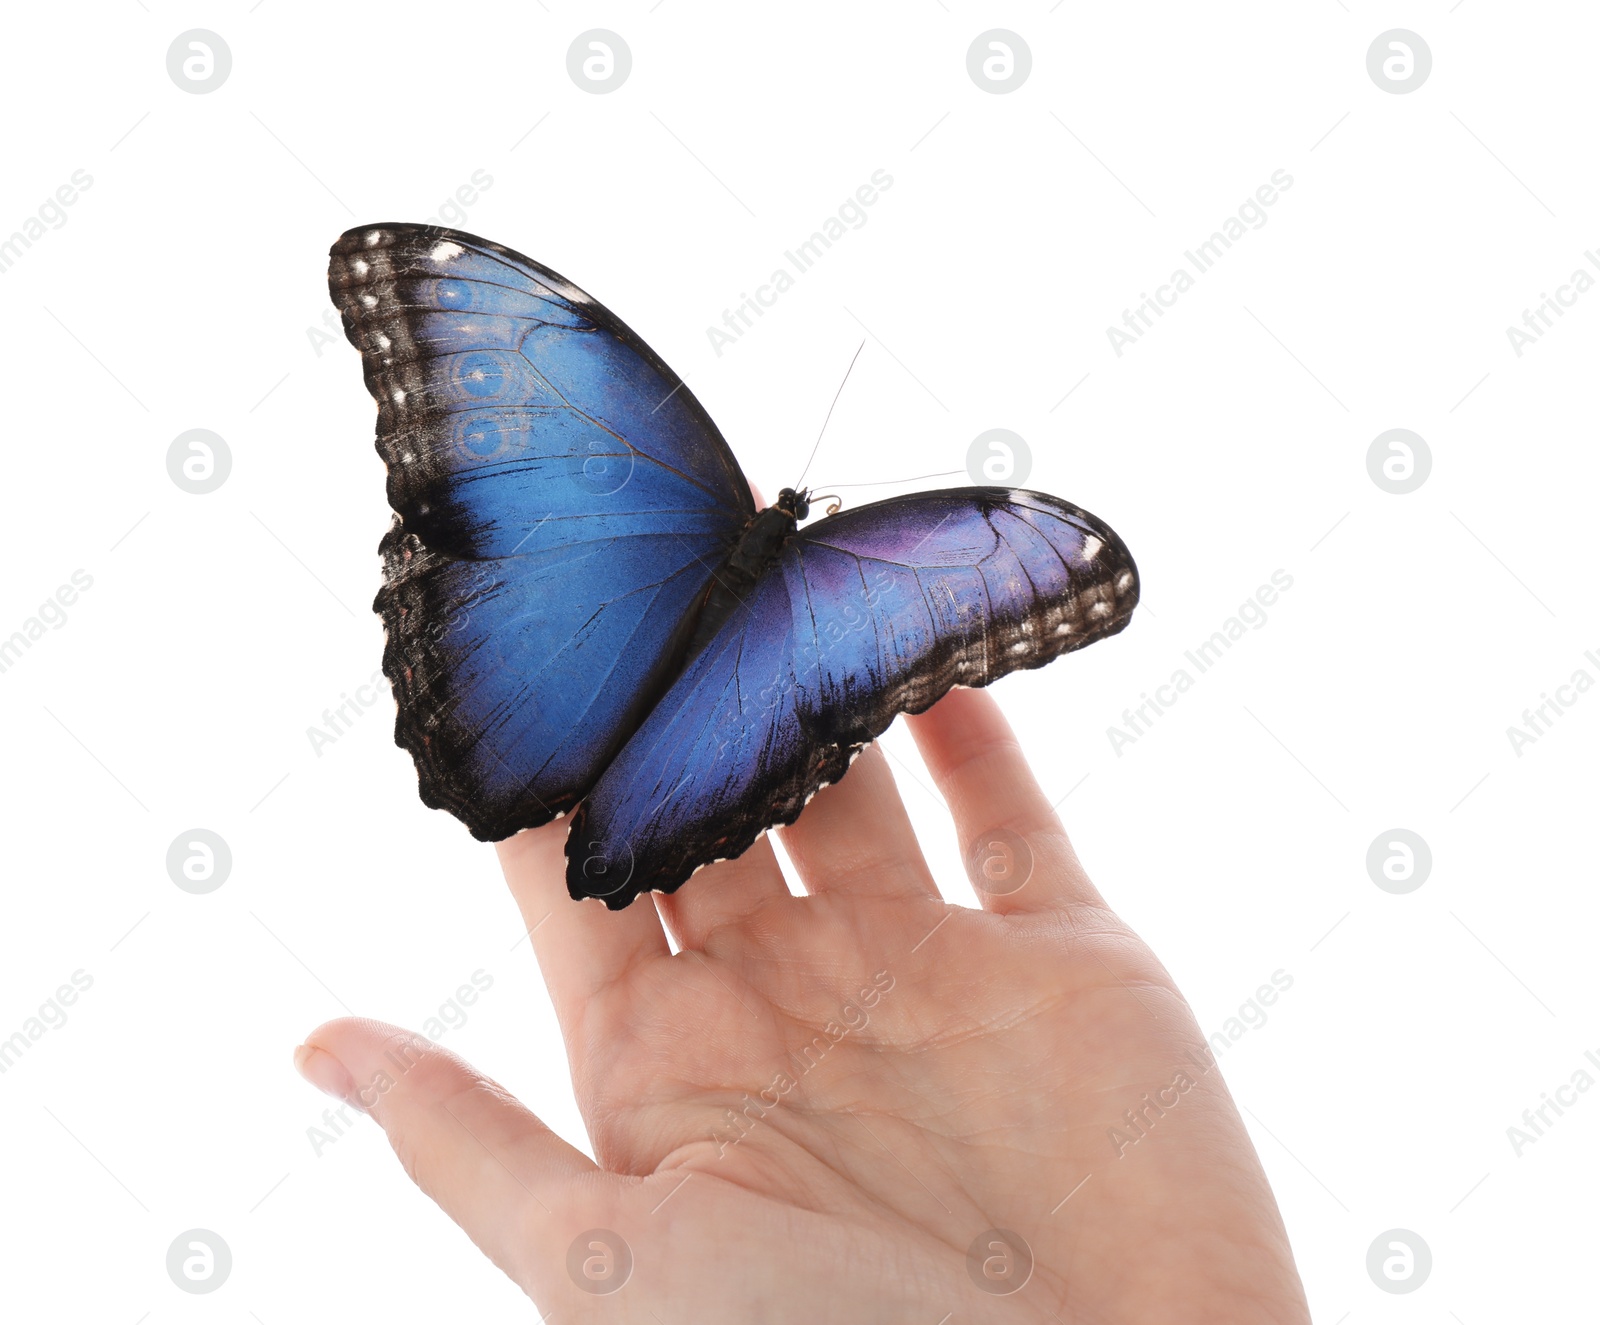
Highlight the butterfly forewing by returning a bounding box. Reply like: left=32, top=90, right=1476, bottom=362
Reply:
left=328, top=224, right=753, bottom=837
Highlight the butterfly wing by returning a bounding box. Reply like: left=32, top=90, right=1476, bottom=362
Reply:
left=329, top=224, right=754, bottom=838
left=566, top=488, right=1139, bottom=906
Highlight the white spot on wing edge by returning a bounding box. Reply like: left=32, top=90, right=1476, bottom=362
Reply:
left=430, top=240, right=465, bottom=262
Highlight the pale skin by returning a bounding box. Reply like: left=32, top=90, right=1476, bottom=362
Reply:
left=298, top=687, right=1311, bottom=1322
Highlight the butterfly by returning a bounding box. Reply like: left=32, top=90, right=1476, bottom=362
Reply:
left=327, top=224, right=1139, bottom=909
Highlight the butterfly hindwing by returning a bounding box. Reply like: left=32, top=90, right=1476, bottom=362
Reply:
left=566, top=488, right=1139, bottom=906
left=329, top=224, right=754, bottom=836
left=374, top=518, right=730, bottom=838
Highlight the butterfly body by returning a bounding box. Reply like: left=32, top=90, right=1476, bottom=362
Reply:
left=330, top=225, right=1139, bottom=908
left=689, top=489, right=804, bottom=649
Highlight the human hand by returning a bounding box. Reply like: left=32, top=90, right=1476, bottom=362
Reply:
left=295, top=687, right=1310, bottom=1322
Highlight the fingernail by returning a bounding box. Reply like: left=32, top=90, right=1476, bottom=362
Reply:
left=294, top=1043, right=361, bottom=1108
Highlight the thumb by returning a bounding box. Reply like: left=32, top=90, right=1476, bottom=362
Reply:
left=295, top=1016, right=599, bottom=1292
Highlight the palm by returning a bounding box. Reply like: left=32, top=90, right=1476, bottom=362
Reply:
left=302, top=691, right=1309, bottom=1322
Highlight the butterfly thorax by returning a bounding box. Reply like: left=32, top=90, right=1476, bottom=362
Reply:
left=681, top=489, right=809, bottom=664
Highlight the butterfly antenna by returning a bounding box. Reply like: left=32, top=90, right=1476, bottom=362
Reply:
left=795, top=340, right=866, bottom=490
left=813, top=468, right=964, bottom=490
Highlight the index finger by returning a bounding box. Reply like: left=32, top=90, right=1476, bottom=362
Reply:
left=496, top=822, right=670, bottom=1028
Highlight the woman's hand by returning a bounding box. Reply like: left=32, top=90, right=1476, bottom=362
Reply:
left=296, top=687, right=1310, bottom=1322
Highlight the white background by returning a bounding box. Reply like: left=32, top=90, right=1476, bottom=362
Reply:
left=1, top=2, right=1595, bottom=1320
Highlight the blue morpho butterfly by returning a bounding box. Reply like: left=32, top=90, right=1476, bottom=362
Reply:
left=328, top=224, right=1139, bottom=909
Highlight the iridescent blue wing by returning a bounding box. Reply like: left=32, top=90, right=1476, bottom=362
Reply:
left=566, top=488, right=1139, bottom=906
left=329, top=224, right=754, bottom=838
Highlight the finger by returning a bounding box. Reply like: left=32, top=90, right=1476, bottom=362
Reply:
left=779, top=742, right=939, bottom=901
left=906, top=686, right=1104, bottom=913
left=297, top=1017, right=600, bottom=1291
left=497, top=821, right=669, bottom=1028
left=653, top=832, right=796, bottom=950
